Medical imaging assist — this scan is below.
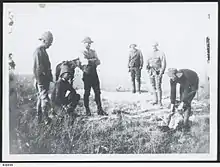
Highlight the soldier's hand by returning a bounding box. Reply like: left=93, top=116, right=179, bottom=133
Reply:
left=177, top=102, right=184, bottom=111
left=146, top=65, right=150, bottom=70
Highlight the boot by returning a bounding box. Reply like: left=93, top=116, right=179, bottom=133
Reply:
left=132, top=80, right=136, bottom=93
left=158, top=90, right=163, bottom=107
left=95, top=93, right=108, bottom=116
left=85, top=108, right=91, bottom=116
left=152, top=91, right=158, bottom=105
left=183, top=107, right=191, bottom=132
left=84, top=94, right=91, bottom=116
left=98, top=107, right=108, bottom=116
left=137, top=80, right=141, bottom=94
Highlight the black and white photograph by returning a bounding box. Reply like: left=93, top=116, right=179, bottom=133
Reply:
left=2, top=2, right=218, bottom=161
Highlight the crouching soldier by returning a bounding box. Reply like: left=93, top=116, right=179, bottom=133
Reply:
left=128, top=44, right=144, bottom=94
left=33, top=31, right=54, bottom=124
left=167, top=68, right=199, bottom=131
left=51, top=63, right=80, bottom=116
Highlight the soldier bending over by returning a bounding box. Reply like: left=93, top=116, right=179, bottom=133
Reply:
left=167, top=68, right=199, bottom=131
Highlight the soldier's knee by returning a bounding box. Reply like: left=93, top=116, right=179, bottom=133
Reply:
left=156, top=83, right=162, bottom=90
left=136, top=77, right=141, bottom=82
left=131, top=76, right=135, bottom=82
left=84, top=90, right=90, bottom=97
left=94, top=88, right=101, bottom=95
left=151, top=82, right=156, bottom=90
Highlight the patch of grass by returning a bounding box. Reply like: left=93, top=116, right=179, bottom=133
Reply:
left=9, top=74, right=210, bottom=154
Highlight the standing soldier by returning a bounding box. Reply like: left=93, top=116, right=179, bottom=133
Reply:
left=167, top=68, right=199, bottom=131
left=79, top=37, right=108, bottom=116
left=33, top=31, right=54, bottom=124
left=146, top=42, right=166, bottom=107
left=128, top=44, right=144, bottom=94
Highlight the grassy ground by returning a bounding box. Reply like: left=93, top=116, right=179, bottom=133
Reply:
left=9, top=74, right=210, bottom=154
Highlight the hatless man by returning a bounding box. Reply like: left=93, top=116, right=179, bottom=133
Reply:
left=167, top=68, right=199, bottom=131
left=128, top=44, right=144, bottom=94
left=33, top=31, right=54, bottom=124
left=78, top=37, right=108, bottom=116
left=146, top=42, right=166, bottom=107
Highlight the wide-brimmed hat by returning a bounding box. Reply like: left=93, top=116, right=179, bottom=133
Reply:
left=152, top=41, right=159, bottom=47
left=82, top=37, right=94, bottom=44
left=129, top=44, right=137, bottom=48
left=39, top=31, right=53, bottom=43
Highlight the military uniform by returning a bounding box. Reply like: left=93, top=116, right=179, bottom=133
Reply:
left=33, top=31, right=53, bottom=123
left=146, top=48, right=166, bottom=106
left=168, top=68, right=199, bottom=130
left=51, top=64, right=80, bottom=111
left=79, top=37, right=107, bottom=116
left=128, top=44, right=143, bottom=93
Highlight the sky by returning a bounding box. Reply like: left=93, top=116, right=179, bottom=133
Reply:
left=3, top=2, right=218, bottom=90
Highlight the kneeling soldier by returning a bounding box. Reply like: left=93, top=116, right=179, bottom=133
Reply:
left=51, top=63, right=80, bottom=115
left=167, top=68, right=199, bottom=131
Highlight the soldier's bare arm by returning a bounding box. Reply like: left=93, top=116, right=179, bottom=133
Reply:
left=139, top=51, right=144, bottom=69
left=146, top=57, right=150, bottom=72
left=128, top=55, right=131, bottom=68
left=160, top=52, right=166, bottom=75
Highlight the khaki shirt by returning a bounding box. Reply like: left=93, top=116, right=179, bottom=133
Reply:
left=128, top=49, right=143, bottom=69
left=146, top=50, right=166, bottom=75
left=79, top=49, right=101, bottom=66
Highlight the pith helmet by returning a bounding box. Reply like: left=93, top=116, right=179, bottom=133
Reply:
left=59, top=64, right=73, bottom=78
left=82, top=37, right=94, bottom=44
left=39, top=31, right=53, bottom=43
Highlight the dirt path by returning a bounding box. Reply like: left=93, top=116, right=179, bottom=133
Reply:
left=73, top=90, right=209, bottom=126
